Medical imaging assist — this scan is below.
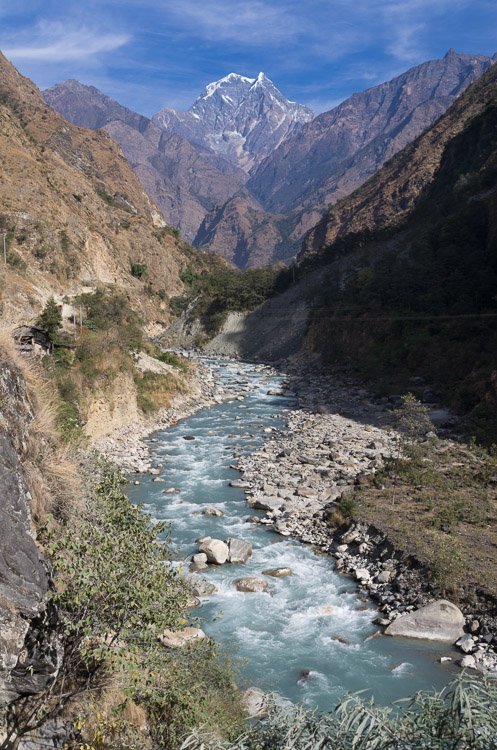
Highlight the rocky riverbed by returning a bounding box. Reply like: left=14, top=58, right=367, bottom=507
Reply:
left=231, top=364, right=497, bottom=675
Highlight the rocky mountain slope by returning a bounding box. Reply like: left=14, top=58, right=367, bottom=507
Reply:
left=0, top=51, right=226, bottom=329
left=297, top=62, right=497, bottom=440
left=300, top=57, right=497, bottom=257
left=152, top=72, right=314, bottom=173
left=43, top=79, right=249, bottom=243
left=248, top=50, right=495, bottom=213
left=193, top=196, right=321, bottom=268
left=193, top=52, right=495, bottom=268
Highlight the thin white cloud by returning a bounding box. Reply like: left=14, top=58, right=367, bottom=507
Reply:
left=166, top=0, right=308, bottom=45
left=3, top=22, right=130, bottom=62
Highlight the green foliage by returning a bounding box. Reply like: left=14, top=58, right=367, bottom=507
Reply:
left=338, top=495, right=357, bottom=518
left=77, top=288, right=143, bottom=351
left=156, top=350, right=189, bottom=373
left=96, top=188, right=134, bottom=213
left=170, top=266, right=293, bottom=334
left=390, top=393, right=434, bottom=464
left=0, top=457, right=245, bottom=748
left=6, top=249, right=27, bottom=271
left=130, top=261, right=149, bottom=280
left=35, top=244, right=50, bottom=259
left=428, top=535, right=465, bottom=597
left=182, top=676, right=497, bottom=749
left=5, top=457, right=188, bottom=745
left=37, top=296, right=63, bottom=342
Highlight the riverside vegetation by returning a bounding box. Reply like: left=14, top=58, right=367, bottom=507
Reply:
left=38, top=288, right=192, bottom=439
left=3, top=454, right=246, bottom=749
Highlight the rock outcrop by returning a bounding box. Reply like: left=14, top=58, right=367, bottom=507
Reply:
left=0, top=358, right=61, bottom=707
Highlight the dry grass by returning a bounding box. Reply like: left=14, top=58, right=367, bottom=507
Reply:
left=0, top=323, right=84, bottom=523
left=70, top=687, right=152, bottom=750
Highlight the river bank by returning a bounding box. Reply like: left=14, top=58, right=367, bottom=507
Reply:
left=93, top=358, right=229, bottom=473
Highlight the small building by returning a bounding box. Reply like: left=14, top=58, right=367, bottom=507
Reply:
left=12, top=326, right=50, bottom=356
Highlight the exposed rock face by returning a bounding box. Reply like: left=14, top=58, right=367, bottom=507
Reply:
left=385, top=600, right=465, bottom=643
left=194, top=196, right=321, bottom=268
left=0, top=359, right=61, bottom=706
left=43, top=79, right=247, bottom=242
left=249, top=51, right=495, bottom=214
left=153, top=72, right=314, bottom=173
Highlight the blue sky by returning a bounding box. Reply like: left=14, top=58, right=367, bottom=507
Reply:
left=1, top=0, right=496, bottom=116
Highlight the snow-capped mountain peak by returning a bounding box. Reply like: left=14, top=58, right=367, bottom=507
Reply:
left=152, top=72, right=315, bottom=172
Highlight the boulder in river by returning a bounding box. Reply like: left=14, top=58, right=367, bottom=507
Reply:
left=253, top=496, right=283, bottom=511
left=189, top=562, right=208, bottom=572
left=183, top=435, right=196, bottom=440
left=184, top=573, right=218, bottom=597
left=198, top=539, right=229, bottom=564
left=159, top=627, right=205, bottom=648
left=235, top=577, right=269, bottom=593
left=385, top=600, right=465, bottom=643
left=225, top=538, right=252, bottom=563
left=203, top=506, right=224, bottom=517
left=263, top=567, right=292, bottom=577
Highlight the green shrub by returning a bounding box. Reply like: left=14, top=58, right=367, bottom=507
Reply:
left=6, top=250, right=27, bottom=271
left=181, top=676, right=497, bottom=749
left=130, top=261, right=148, bottom=279
left=338, top=495, right=357, bottom=518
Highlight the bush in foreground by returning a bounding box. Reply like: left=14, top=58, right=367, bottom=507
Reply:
left=181, top=675, right=497, bottom=749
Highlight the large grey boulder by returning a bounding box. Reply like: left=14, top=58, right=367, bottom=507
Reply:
left=225, top=538, right=252, bottom=563
left=184, top=574, right=218, bottom=596
left=198, top=538, right=229, bottom=564
left=385, top=600, right=465, bottom=643
left=252, top=496, right=284, bottom=511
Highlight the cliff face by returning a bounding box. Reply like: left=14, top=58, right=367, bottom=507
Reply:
left=193, top=196, right=321, bottom=268
left=300, top=60, right=497, bottom=258
left=0, top=52, right=194, bottom=328
left=43, top=80, right=248, bottom=243
left=248, top=51, right=495, bottom=214
left=0, top=358, right=61, bottom=709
